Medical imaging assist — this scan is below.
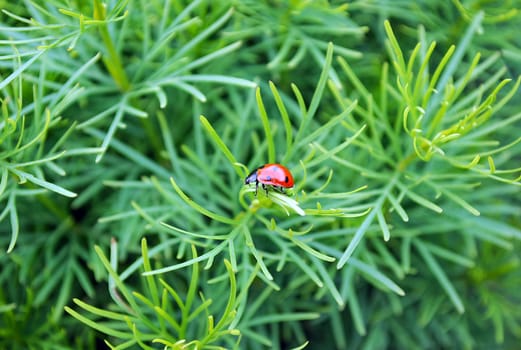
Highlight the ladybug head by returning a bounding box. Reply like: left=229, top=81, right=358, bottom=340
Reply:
left=244, top=169, right=258, bottom=185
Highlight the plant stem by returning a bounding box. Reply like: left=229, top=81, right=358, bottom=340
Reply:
left=93, top=0, right=130, bottom=91
left=397, top=151, right=418, bottom=172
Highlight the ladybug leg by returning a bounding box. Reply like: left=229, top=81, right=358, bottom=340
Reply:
left=255, top=180, right=259, bottom=196
left=262, top=184, right=269, bottom=196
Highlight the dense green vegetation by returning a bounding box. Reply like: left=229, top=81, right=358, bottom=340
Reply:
left=1, top=1, right=520, bottom=349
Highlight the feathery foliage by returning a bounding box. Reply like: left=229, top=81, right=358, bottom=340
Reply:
left=1, top=0, right=520, bottom=349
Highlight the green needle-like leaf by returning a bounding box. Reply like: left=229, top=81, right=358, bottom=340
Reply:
left=414, top=239, right=465, bottom=313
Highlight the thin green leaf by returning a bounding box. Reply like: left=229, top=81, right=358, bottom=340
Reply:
left=414, top=239, right=465, bottom=313
left=71, top=298, right=129, bottom=321
left=423, top=242, right=475, bottom=268
left=243, top=228, right=273, bottom=280
left=93, top=245, right=140, bottom=313
left=64, top=306, right=132, bottom=339
left=338, top=173, right=399, bottom=268
left=199, top=115, right=242, bottom=176
left=350, top=258, right=405, bottom=296
left=141, top=239, right=159, bottom=306
left=387, top=193, right=409, bottom=222
left=6, top=193, right=18, bottom=253
left=0, top=50, right=45, bottom=90
left=292, top=42, right=334, bottom=153
left=268, top=82, right=293, bottom=157
left=397, top=181, right=443, bottom=213
left=255, top=87, right=275, bottom=163
left=95, top=99, right=127, bottom=163
left=170, top=176, right=235, bottom=225
left=9, top=167, right=76, bottom=197
left=376, top=208, right=391, bottom=241
left=443, top=189, right=480, bottom=216
left=311, top=258, right=344, bottom=307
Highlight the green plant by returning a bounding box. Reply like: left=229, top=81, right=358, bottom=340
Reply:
left=111, top=44, right=379, bottom=348
left=1, top=1, right=520, bottom=349
left=66, top=238, right=241, bottom=349
left=228, top=1, right=366, bottom=82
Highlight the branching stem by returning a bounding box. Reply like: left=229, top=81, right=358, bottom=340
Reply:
left=93, top=0, right=130, bottom=91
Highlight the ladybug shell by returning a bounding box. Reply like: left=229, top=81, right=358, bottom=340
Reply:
left=245, top=163, right=294, bottom=188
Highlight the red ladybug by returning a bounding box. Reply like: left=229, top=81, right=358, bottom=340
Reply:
left=245, top=163, right=294, bottom=195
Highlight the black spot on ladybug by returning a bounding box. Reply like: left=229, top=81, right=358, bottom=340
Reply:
left=266, top=175, right=271, bottom=181
left=285, top=176, right=289, bottom=183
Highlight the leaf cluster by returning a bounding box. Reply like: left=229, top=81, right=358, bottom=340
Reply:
left=1, top=1, right=520, bottom=349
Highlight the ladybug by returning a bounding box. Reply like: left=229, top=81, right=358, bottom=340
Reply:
left=245, top=163, right=294, bottom=195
